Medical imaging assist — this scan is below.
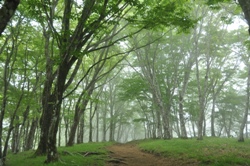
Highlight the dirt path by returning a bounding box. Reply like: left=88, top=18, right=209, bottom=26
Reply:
left=105, top=143, right=198, bottom=166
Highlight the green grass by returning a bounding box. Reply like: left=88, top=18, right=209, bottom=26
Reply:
left=6, top=138, right=250, bottom=166
left=138, top=137, right=250, bottom=166
left=6, top=142, right=113, bottom=166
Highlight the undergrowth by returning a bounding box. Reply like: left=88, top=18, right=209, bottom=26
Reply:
left=6, top=142, right=113, bottom=166
left=138, top=137, right=250, bottom=166
left=6, top=137, right=250, bottom=166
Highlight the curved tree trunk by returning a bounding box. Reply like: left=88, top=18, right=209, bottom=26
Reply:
left=0, top=0, right=20, bottom=35
left=238, top=0, right=250, bottom=30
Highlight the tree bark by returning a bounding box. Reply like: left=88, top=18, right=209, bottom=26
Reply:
left=211, top=92, right=216, bottom=137
left=35, top=27, right=55, bottom=155
left=77, top=115, right=85, bottom=144
left=45, top=61, right=72, bottom=163
left=102, top=103, right=107, bottom=142
left=238, top=64, right=250, bottom=142
left=89, top=102, right=94, bottom=142
left=24, top=118, right=38, bottom=151
left=0, top=0, right=20, bottom=36
left=178, top=94, right=187, bottom=138
left=96, top=110, right=99, bottom=142
left=238, top=0, right=250, bottom=32
left=67, top=90, right=91, bottom=146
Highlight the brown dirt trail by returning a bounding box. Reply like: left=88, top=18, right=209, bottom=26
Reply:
left=105, top=142, right=198, bottom=166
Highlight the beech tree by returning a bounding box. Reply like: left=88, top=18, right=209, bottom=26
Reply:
left=23, top=0, right=194, bottom=163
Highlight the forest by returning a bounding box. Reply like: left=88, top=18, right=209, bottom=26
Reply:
left=1, top=0, right=250, bottom=165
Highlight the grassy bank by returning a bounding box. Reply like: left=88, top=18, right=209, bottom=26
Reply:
left=7, top=142, right=112, bottom=166
left=6, top=137, right=250, bottom=166
left=138, top=137, right=250, bottom=166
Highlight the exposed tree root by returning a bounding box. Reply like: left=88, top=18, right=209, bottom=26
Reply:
left=61, top=150, right=105, bottom=157
left=107, top=157, right=127, bottom=165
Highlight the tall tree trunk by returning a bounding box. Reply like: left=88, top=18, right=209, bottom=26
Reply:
left=203, top=115, right=206, bottom=137
left=192, top=120, right=196, bottom=137
left=156, top=107, right=162, bottom=138
left=96, top=111, right=99, bottom=142
left=24, top=118, right=38, bottom=151
left=196, top=56, right=204, bottom=140
left=58, top=117, right=62, bottom=147
left=35, top=29, right=54, bottom=155
left=67, top=91, right=90, bottom=146
left=178, top=55, right=194, bottom=139
left=45, top=62, right=72, bottom=163
left=211, top=91, right=216, bottom=137
left=102, top=104, right=107, bottom=142
left=238, top=65, right=250, bottom=142
left=196, top=55, right=210, bottom=140
left=178, top=94, right=187, bottom=139
left=89, top=102, right=94, bottom=143
left=109, top=108, right=115, bottom=142
left=89, top=101, right=97, bottom=142
left=63, top=100, right=72, bottom=146
left=77, top=115, right=85, bottom=144
left=11, top=121, right=20, bottom=153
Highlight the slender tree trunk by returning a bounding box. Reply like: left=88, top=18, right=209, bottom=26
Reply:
left=196, top=56, right=210, bottom=140
left=58, top=117, right=61, bottom=147
left=174, top=107, right=180, bottom=138
left=67, top=94, right=89, bottom=146
left=211, top=92, right=216, bottom=137
left=11, top=122, right=20, bottom=153
left=89, top=102, right=93, bottom=142
left=179, top=94, right=187, bottom=138
left=102, top=104, right=107, bottom=142
left=77, top=115, right=85, bottom=144
left=192, top=120, right=196, bottom=137
left=63, top=100, right=72, bottom=145
left=24, top=118, right=38, bottom=151
left=23, top=120, right=30, bottom=151
left=196, top=59, right=205, bottom=141
left=109, top=109, right=115, bottom=141
left=156, top=108, right=162, bottom=138
left=246, top=124, right=248, bottom=138
left=96, top=111, right=99, bottom=142
left=116, top=122, right=122, bottom=142
left=203, top=115, right=206, bottom=137
left=178, top=57, right=194, bottom=139
left=88, top=101, right=99, bottom=142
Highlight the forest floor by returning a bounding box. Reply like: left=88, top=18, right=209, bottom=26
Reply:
left=105, top=142, right=199, bottom=166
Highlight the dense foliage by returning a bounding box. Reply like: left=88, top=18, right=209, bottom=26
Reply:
left=0, top=0, right=250, bottom=165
